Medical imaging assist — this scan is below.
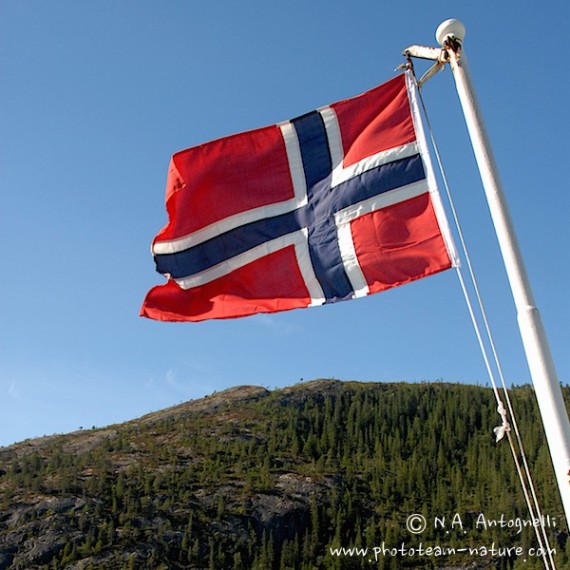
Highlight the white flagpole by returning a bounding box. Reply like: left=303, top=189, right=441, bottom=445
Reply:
left=434, top=19, right=570, bottom=525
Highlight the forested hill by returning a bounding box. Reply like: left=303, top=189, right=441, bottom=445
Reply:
left=0, top=380, right=568, bottom=569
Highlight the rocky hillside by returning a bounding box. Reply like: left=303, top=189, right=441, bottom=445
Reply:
left=0, top=380, right=568, bottom=569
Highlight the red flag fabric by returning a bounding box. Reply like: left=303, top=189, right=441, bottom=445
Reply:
left=141, top=72, right=457, bottom=322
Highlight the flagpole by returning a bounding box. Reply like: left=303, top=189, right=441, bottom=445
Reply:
left=434, top=19, right=570, bottom=525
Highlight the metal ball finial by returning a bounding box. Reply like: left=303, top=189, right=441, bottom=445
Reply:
left=436, top=19, right=466, bottom=46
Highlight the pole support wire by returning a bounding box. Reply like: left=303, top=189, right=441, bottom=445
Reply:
left=405, top=62, right=557, bottom=570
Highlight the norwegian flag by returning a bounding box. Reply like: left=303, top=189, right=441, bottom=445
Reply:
left=141, top=72, right=457, bottom=322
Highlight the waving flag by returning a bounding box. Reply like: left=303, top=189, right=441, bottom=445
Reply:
left=141, top=72, right=457, bottom=322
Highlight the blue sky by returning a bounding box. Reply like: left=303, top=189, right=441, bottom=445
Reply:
left=1, top=1, right=568, bottom=447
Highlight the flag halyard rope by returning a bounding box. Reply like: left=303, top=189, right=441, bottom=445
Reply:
left=407, top=65, right=557, bottom=570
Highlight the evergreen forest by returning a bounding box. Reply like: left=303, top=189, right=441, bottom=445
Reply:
left=0, top=379, right=568, bottom=569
